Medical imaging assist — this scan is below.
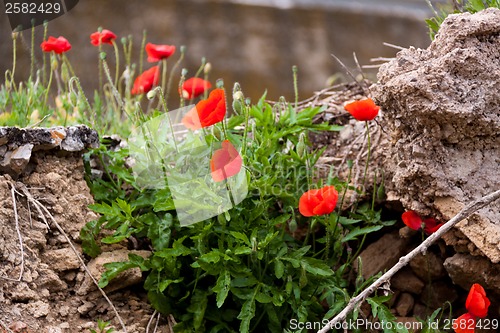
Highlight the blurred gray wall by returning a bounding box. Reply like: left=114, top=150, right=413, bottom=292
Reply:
left=0, top=0, right=436, bottom=102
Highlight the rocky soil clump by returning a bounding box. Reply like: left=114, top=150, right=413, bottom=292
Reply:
left=0, top=126, right=169, bottom=332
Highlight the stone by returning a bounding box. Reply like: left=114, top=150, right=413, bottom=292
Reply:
left=443, top=253, right=500, bottom=296
left=371, top=9, right=500, bottom=264
left=409, top=251, right=446, bottom=282
left=29, top=300, right=50, bottom=318
left=395, top=292, right=414, bottom=317
left=355, top=231, right=414, bottom=280
left=43, top=248, right=80, bottom=271
left=391, top=267, right=425, bottom=294
left=77, top=249, right=151, bottom=295
left=9, top=143, right=34, bottom=174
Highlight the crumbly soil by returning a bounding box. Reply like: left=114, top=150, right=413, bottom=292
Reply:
left=0, top=151, right=169, bottom=333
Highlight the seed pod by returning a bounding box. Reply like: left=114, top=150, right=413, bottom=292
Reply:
left=297, top=132, right=307, bottom=158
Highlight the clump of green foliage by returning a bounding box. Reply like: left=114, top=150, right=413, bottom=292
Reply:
left=426, top=0, right=500, bottom=39
left=81, top=87, right=402, bottom=332
left=2, top=21, right=410, bottom=333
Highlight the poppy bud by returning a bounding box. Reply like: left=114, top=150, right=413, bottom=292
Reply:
left=288, top=220, right=298, bottom=233
left=61, top=63, right=70, bottom=83
left=204, top=62, right=212, bottom=75
left=146, top=89, right=157, bottom=100
left=297, top=132, right=307, bottom=158
left=51, top=57, right=58, bottom=71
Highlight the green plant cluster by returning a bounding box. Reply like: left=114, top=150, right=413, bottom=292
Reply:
left=426, top=0, right=500, bottom=39
left=82, top=91, right=402, bottom=332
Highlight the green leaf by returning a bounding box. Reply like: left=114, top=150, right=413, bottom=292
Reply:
left=269, top=214, right=291, bottom=226
left=199, top=251, right=222, bottom=264
left=274, top=259, right=285, bottom=279
left=237, top=296, right=256, bottom=333
left=147, top=213, right=173, bottom=251
left=341, top=225, right=384, bottom=242
left=188, top=290, right=208, bottom=330
left=98, top=261, right=136, bottom=288
left=88, top=202, right=118, bottom=216
left=213, top=270, right=231, bottom=308
left=255, top=291, right=273, bottom=304
left=229, top=231, right=250, bottom=245
left=148, top=290, right=173, bottom=315
left=80, top=219, right=102, bottom=258
left=301, top=258, right=334, bottom=276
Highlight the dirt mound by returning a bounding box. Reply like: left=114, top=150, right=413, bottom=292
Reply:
left=0, top=127, right=167, bottom=332
left=371, top=8, right=500, bottom=265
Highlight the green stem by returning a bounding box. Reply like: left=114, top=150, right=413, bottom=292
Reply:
left=30, top=23, right=35, bottom=79
left=11, top=34, right=17, bottom=87
left=242, top=103, right=250, bottom=158
left=112, top=40, right=120, bottom=88
left=362, top=121, right=371, bottom=193
left=44, top=60, right=54, bottom=106
left=166, top=45, right=185, bottom=105
left=98, top=45, right=103, bottom=95
left=292, top=65, right=299, bottom=108
left=324, top=215, right=331, bottom=261
left=139, top=30, right=147, bottom=75
left=42, top=21, right=48, bottom=85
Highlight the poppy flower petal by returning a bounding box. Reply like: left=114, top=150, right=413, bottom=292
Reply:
left=466, top=283, right=490, bottom=318
left=146, top=43, right=176, bottom=62
left=298, top=186, right=338, bottom=217
left=181, top=107, right=202, bottom=130
left=344, top=98, right=380, bottom=121
left=131, top=66, right=160, bottom=95
left=210, top=141, right=242, bottom=182
left=40, top=36, right=71, bottom=54
left=90, top=29, right=117, bottom=46
left=181, top=78, right=212, bottom=99
left=453, top=312, right=476, bottom=333
left=299, top=193, right=321, bottom=217
left=423, top=218, right=443, bottom=234
left=194, top=88, right=226, bottom=128
left=401, top=211, right=423, bottom=231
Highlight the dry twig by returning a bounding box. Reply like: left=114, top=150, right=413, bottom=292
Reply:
left=0, top=183, right=25, bottom=282
left=0, top=320, right=15, bottom=333
left=318, top=189, right=500, bottom=333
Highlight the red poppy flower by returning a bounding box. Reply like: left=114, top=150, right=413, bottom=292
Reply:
left=180, top=78, right=212, bottom=99
left=90, top=29, right=117, bottom=46
left=466, top=283, right=490, bottom=318
left=423, top=217, right=444, bottom=234
left=145, top=43, right=176, bottom=62
left=402, top=211, right=443, bottom=235
left=401, top=211, right=422, bottom=231
left=131, top=66, right=160, bottom=95
left=454, top=312, right=476, bottom=333
left=344, top=98, right=380, bottom=121
left=182, top=88, right=226, bottom=129
left=210, top=140, right=243, bottom=182
left=299, top=186, right=338, bottom=217
left=40, top=36, right=71, bottom=54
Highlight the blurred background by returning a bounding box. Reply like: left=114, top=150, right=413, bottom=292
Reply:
left=0, top=0, right=447, bottom=102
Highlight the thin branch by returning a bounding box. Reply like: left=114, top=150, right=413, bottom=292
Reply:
left=146, top=310, right=159, bottom=333
left=0, top=320, right=15, bottom=333
left=318, top=189, right=500, bottom=333
left=330, top=53, right=367, bottom=94
left=382, top=42, right=406, bottom=51
left=0, top=183, right=25, bottom=282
